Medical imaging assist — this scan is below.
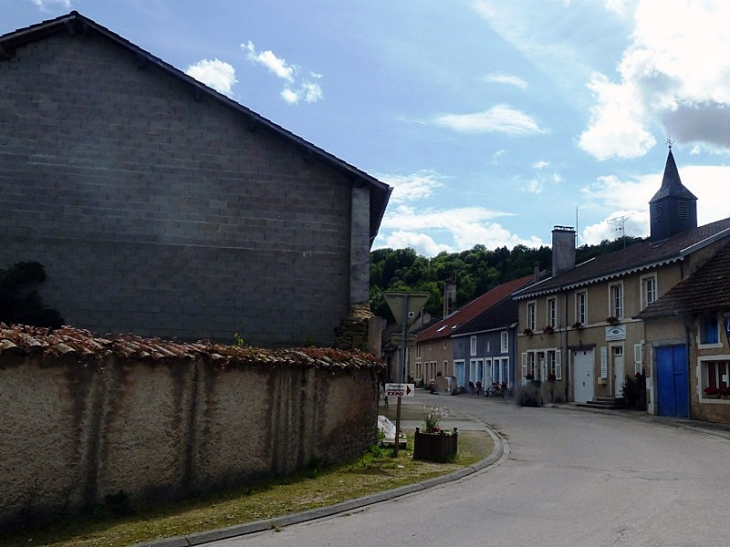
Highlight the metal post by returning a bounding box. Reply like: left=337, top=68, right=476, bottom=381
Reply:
left=394, top=294, right=408, bottom=457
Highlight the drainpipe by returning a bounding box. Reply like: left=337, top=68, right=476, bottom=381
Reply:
left=564, top=287, right=570, bottom=403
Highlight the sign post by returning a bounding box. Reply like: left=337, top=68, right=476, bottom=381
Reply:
left=384, top=291, right=429, bottom=456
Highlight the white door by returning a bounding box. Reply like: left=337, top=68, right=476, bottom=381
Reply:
left=573, top=349, right=594, bottom=403
left=613, top=346, right=625, bottom=398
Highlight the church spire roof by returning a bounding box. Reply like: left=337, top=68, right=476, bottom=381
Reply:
left=649, top=147, right=697, bottom=203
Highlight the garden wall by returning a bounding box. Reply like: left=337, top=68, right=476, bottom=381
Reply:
left=0, top=325, right=383, bottom=532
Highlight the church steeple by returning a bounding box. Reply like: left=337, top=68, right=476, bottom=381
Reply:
left=649, top=144, right=697, bottom=241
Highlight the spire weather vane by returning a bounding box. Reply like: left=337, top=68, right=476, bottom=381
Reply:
left=666, top=136, right=674, bottom=149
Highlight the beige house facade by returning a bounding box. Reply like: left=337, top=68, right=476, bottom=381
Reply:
left=513, top=150, right=730, bottom=409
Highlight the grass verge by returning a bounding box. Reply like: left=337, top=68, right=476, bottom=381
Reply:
left=4, top=428, right=493, bottom=547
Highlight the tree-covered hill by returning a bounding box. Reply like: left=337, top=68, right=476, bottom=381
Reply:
left=370, top=236, right=642, bottom=322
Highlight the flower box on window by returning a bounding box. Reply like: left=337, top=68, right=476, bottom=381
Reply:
left=571, top=321, right=583, bottom=330
left=523, top=328, right=533, bottom=336
left=547, top=373, right=556, bottom=381
left=606, top=316, right=620, bottom=325
left=703, top=386, right=721, bottom=399
left=721, top=387, right=730, bottom=399
left=525, top=373, right=535, bottom=380
left=542, top=325, right=555, bottom=334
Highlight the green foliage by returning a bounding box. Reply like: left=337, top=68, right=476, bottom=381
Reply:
left=370, top=238, right=644, bottom=324
left=0, top=261, right=64, bottom=328
left=621, top=372, right=647, bottom=410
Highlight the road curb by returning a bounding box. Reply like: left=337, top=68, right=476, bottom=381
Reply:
left=135, top=425, right=505, bottom=547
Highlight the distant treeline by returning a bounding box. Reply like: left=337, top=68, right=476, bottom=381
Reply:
left=370, top=236, right=642, bottom=322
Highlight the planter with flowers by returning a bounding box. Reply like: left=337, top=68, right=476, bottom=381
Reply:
left=703, top=386, right=721, bottom=399
left=542, top=325, right=555, bottom=334
left=524, top=373, right=535, bottom=380
left=523, top=328, right=533, bottom=336
left=606, top=316, right=620, bottom=325
left=721, top=387, right=730, bottom=399
left=414, top=406, right=458, bottom=462
left=572, top=321, right=583, bottom=330
left=547, top=372, right=557, bottom=382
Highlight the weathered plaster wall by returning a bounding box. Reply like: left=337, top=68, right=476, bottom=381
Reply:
left=0, top=333, right=382, bottom=532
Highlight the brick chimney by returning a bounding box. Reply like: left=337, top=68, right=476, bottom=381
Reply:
left=552, top=226, right=576, bottom=277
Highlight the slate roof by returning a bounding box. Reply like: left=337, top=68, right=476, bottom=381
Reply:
left=417, top=275, right=536, bottom=342
left=0, top=11, right=392, bottom=243
left=650, top=149, right=698, bottom=203
left=637, top=241, right=730, bottom=319
left=513, top=218, right=730, bottom=300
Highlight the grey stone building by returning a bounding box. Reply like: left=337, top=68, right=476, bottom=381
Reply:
left=0, top=12, right=391, bottom=346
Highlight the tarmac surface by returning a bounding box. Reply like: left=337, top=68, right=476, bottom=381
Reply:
left=138, top=390, right=730, bottom=547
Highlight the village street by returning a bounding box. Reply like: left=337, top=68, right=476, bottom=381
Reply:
left=213, top=389, right=730, bottom=547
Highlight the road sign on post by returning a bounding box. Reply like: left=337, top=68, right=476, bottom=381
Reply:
left=383, top=291, right=429, bottom=456
left=385, top=383, right=415, bottom=398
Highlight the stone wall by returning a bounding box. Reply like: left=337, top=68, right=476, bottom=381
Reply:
left=0, top=326, right=383, bottom=532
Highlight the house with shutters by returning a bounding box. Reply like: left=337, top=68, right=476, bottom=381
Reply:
left=412, top=275, right=534, bottom=389
left=638, top=241, right=730, bottom=423
left=0, top=12, right=391, bottom=348
left=450, top=274, right=538, bottom=392
left=512, top=148, right=730, bottom=408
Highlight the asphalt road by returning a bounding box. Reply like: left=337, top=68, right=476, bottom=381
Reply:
left=209, top=391, right=730, bottom=547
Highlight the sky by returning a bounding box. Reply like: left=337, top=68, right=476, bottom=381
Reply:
left=4, top=0, right=730, bottom=257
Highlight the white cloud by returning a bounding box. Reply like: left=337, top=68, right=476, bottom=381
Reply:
left=31, top=0, right=70, bottom=10
left=435, top=105, right=546, bottom=135
left=578, top=163, right=730, bottom=244
left=532, top=160, right=550, bottom=169
left=580, top=0, right=730, bottom=158
left=185, top=59, right=237, bottom=97
left=484, top=73, right=528, bottom=89
left=242, top=41, right=323, bottom=105
left=242, top=41, right=294, bottom=81
left=375, top=170, right=447, bottom=204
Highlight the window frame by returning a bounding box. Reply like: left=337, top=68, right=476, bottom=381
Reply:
left=640, top=274, right=657, bottom=310
left=526, top=301, right=537, bottom=332
left=698, top=312, right=721, bottom=348
left=500, top=331, right=508, bottom=354
left=575, top=290, right=587, bottom=325
left=699, top=356, right=730, bottom=402
left=470, top=335, right=477, bottom=356
left=547, top=297, right=558, bottom=329
left=609, top=282, right=624, bottom=319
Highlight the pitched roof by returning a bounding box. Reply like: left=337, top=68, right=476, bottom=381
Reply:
left=513, top=217, right=730, bottom=300
left=638, top=241, right=730, bottom=319
left=650, top=149, right=697, bottom=203
left=0, top=11, right=392, bottom=243
left=417, top=275, right=536, bottom=342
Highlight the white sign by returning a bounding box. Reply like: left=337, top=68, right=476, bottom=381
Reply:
left=605, top=324, right=626, bottom=341
left=385, top=383, right=414, bottom=398
left=600, top=347, right=608, bottom=379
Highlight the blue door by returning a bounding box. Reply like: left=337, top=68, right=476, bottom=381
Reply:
left=656, top=345, right=688, bottom=418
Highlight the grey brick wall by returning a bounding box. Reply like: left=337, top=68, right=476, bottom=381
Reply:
left=0, top=32, right=358, bottom=346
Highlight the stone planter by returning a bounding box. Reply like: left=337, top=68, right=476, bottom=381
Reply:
left=413, top=428, right=458, bottom=462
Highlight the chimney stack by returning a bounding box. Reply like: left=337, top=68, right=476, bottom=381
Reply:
left=552, top=226, right=576, bottom=277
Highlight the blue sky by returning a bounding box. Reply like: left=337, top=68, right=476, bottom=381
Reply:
left=5, top=0, right=730, bottom=256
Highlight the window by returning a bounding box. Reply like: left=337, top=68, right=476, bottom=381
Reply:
left=576, top=291, right=587, bottom=325
left=416, top=344, right=422, bottom=359
left=522, top=352, right=537, bottom=379
left=470, top=335, right=477, bottom=356
left=641, top=275, right=657, bottom=310
left=700, top=358, right=730, bottom=399
left=527, top=301, right=536, bottom=331
left=547, top=350, right=562, bottom=380
left=700, top=313, right=720, bottom=346
left=547, top=297, right=558, bottom=328
left=500, top=331, right=508, bottom=353
left=443, top=339, right=448, bottom=349
left=609, top=283, right=623, bottom=319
